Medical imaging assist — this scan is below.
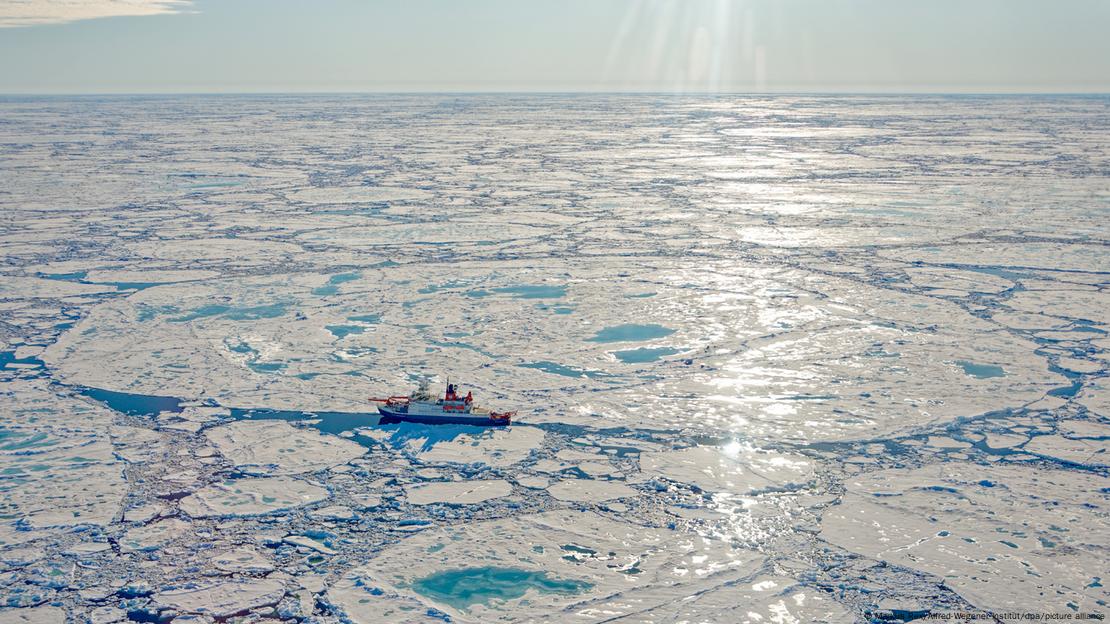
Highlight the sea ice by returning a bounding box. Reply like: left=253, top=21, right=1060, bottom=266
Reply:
left=3, top=94, right=1108, bottom=621
left=179, top=476, right=328, bottom=517
left=820, top=463, right=1109, bottom=612
left=545, top=479, right=637, bottom=503
left=0, top=607, right=65, bottom=624
left=405, top=480, right=513, bottom=505
left=1023, top=435, right=1108, bottom=467
left=211, top=547, right=275, bottom=574
left=205, top=419, right=364, bottom=475
left=153, top=579, right=287, bottom=618
left=327, top=510, right=763, bottom=622
left=637, top=445, right=814, bottom=494
left=407, top=425, right=544, bottom=467
left=119, top=518, right=191, bottom=552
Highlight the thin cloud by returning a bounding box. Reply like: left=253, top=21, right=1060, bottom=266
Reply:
left=0, top=0, right=193, bottom=28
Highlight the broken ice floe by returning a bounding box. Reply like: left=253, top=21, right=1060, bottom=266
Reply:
left=405, top=480, right=513, bottom=505
left=40, top=257, right=1070, bottom=443
left=545, top=479, right=637, bottom=503
left=637, top=445, right=814, bottom=494
left=327, top=510, right=782, bottom=622
left=3, top=95, right=1109, bottom=620
left=820, top=463, right=1109, bottom=612
left=179, top=477, right=328, bottom=518
left=205, top=419, right=364, bottom=475
left=153, top=578, right=286, bottom=619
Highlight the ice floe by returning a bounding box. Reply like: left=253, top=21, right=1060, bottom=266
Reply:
left=820, top=463, right=1109, bottom=612
left=546, top=479, right=637, bottom=503
left=180, top=476, right=328, bottom=518
left=211, top=547, right=275, bottom=574
left=637, top=445, right=814, bottom=494
left=0, top=607, right=66, bottom=624
left=406, top=425, right=544, bottom=467
left=119, top=518, right=191, bottom=552
left=205, top=419, right=364, bottom=475
left=328, top=510, right=764, bottom=622
left=405, top=480, right=513, bottom=505
left=4, top=94, right=1109, bottom=620
left=153, top=578, right=286, bottom=618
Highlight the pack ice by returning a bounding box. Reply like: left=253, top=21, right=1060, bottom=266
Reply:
left=1, top=95, right=1107, bottom=621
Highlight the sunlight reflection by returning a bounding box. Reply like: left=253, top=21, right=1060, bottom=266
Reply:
left=721, top=439, right=742, bottom=457
left=602, top=0, right=746, bottom=92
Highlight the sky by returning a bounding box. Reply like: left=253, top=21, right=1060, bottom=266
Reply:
left=0, top=0, right=1108, bottom=94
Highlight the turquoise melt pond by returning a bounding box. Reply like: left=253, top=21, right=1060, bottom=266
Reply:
left=955, top=360, right=1005, bottom=378
left=326, top=325, right=366, bottom=339
left=612, top=347, right=680, bottom=363
left=588, top=324, right=674, bottom=343
left=312, top=272, right=361, bottom=296
left=493, top=284, right=567, bottom=299
left=169, top=303, right=287, bottom=323
left=519, top=361, right=615, bottom=379
left=412, top=566, right=592, bottom=610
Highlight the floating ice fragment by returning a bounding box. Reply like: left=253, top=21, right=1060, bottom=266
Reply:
left=153, top=579, right=286, bottom=618
left=119, top=518, right=190, bottom=552
left=180, top=476, right=328, bottom=518
left=308, top=505, right=357, bottom=521
left=0, top=606, right=66, bottom=624
left=408, top=425, right=543, bottom=468
left=1024, top=435, right=1107, bottom=467
left=515, top=476, right=550, bottom=490
left=330, top=510, right=762, bottom=622
left=638, top=446, right=813, bottom=494
left=405, top=480, right=512, bottom=505
left=284, top=535, right=336, bottom=555
left=212, top=547, right=274, bottom=574
left=820, top=463, right=1108, bottom=612
left=205, top=420, right=364, bottom=475
left=545, top=479, right=636, bottom=503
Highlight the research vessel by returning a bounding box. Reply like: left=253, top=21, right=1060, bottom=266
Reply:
left=370, top=380, right=513, bottom=426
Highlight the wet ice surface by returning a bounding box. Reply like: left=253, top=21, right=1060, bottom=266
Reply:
left=0, top=94, right=1108, bottom=621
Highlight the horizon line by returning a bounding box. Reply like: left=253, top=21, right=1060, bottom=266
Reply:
left=2, top=89, right=1109, bottom=97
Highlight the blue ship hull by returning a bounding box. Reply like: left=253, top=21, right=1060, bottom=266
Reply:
left=377, top=406, right=509, bottom=427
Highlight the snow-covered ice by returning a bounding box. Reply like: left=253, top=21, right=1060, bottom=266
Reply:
left=638, top=445, right=814, bottom=494
left=205, top=420, right=364, bottom=474
left=545, top=479, right=638, bottom=503
left=821, top=463, right=1108, bottom=613
left=404, top=479, right=513, bottom=505
left=179, top=477, right=329, bottom=518
left=1, top=94, right=1107, bottom=621
left=328, top=510, right=766, bottom=622
left=153, top=579, right=286, bottom=618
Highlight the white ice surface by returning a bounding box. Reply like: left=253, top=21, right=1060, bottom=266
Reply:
left=405, top=479, right=513, bottom=505
left=153, top=579, right=286, bottom=618
left=4, top=95, right=1109, bottom=621
left=206, top=420, right=364, bottom=475
left=408, top=425, right=544, bottom=467
left=820, top=463, right=1109, bottom=612
left=0, top=607, right=66, bottom=624
left=40, top=260, right=1065, bottom=442
left=179, top=476, right=328, bottom=518
left=546, top=479, right=637, bottom=503
left=328, top=510, right=766, bottom=623
left=637, top=445, right=814, bottom=494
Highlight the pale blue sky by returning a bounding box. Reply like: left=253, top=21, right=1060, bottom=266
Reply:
left=1, top=0, right=1108, bottom=93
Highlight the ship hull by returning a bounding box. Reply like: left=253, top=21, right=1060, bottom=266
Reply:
left=377, top=405, right=509, bottom=427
